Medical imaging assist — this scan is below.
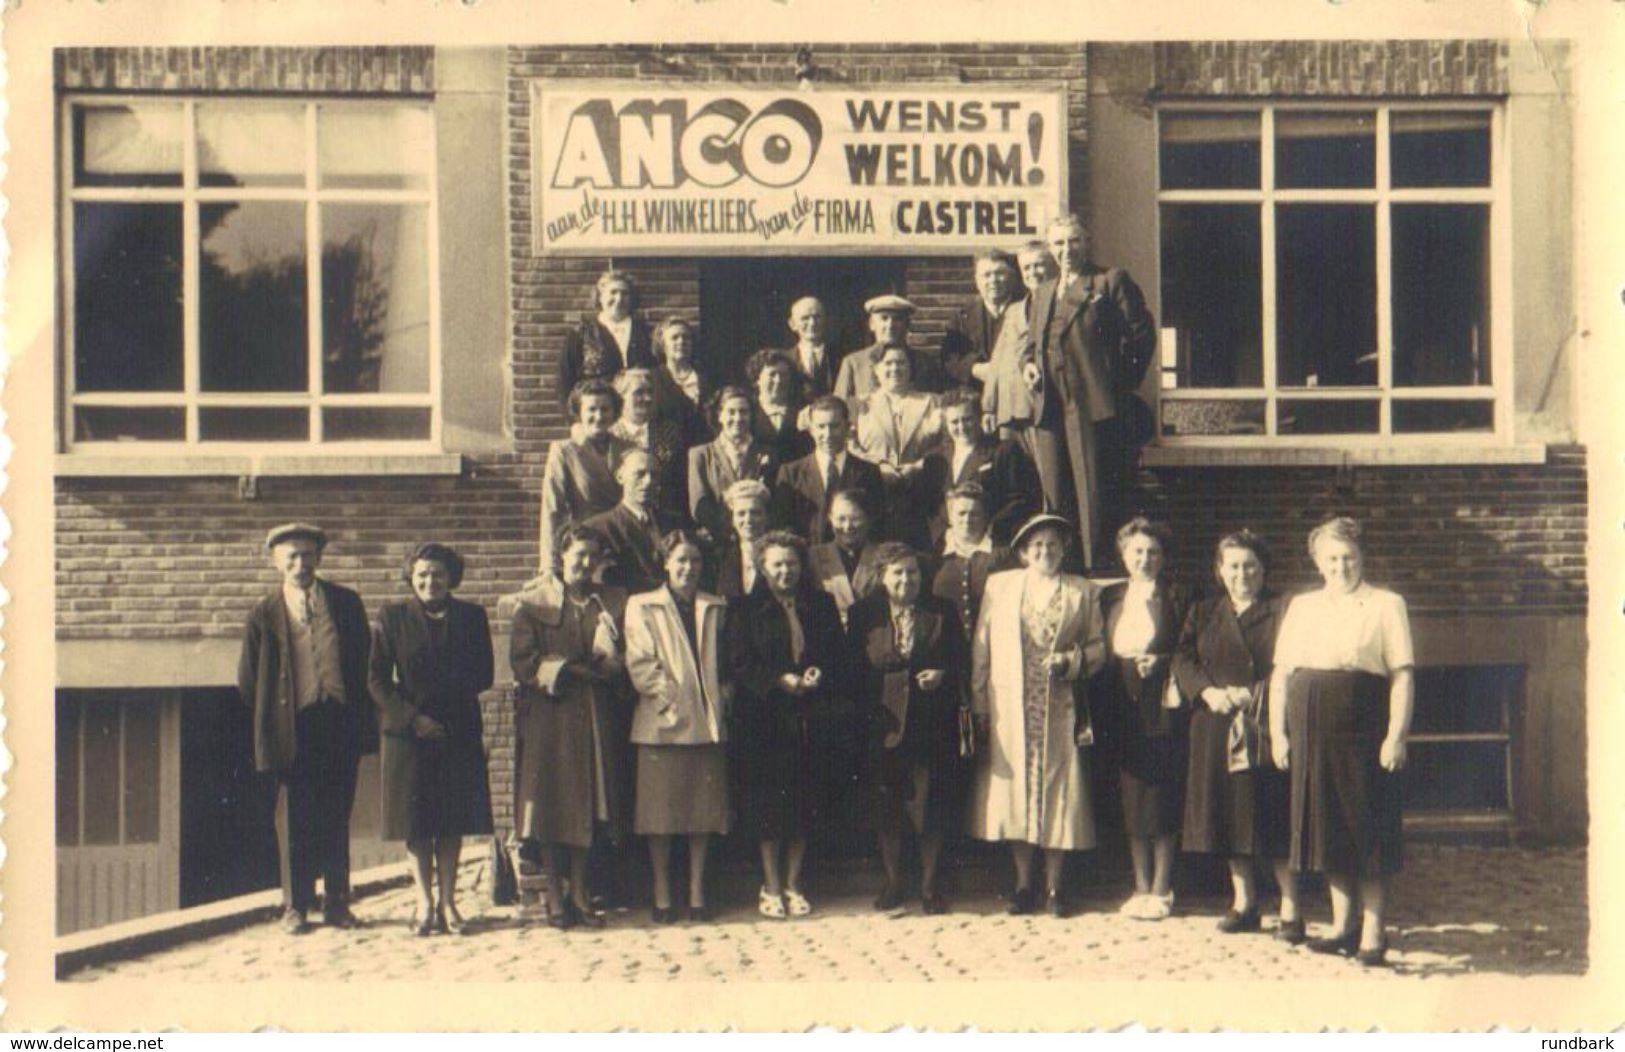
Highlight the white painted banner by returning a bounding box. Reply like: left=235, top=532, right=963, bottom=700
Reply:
left=530, top=82, right=1068, bottom=254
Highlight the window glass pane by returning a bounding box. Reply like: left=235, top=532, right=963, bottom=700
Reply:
left=1411, top=666, right=1520, bottom=734
left=1276, top=110, right=1375, bottom=189
left=1159, top=111, right=1260, bottom=190
left=1403, top=741, right=1510, bottom=812
left=322, top=205, right=431, bottom=394
left=73, top=103, right=182, bottom=188
left=57, top=698, right=82, bottom=847
left=318, top=106, right=432, bottom=190
left=1392, top=111, right=1491, bottom=188
left=200, top=202, right=309, bottom=392
left=73, top=407, right=186, bottom=443
left=1393, top=204, right=1491, bottom=386
left=1159, top=204, right=1262, bottom=388
left=199, top=407, right=310, bottom=442
left=1159, top=398, right=1265, bottom=437
left=124, top=700, right=161, bottom=844
left=82, top=698, right=122, bottom=846
left=1392, top=400, right=1494, bottom=434
left=198, top=102, right=305, bottom=188
left=323, top=407, right=432, bottom=441
left=1277, top=399, right=1379, bottom=435
left=1276, top=205, right=1376, bottom=387
left=73, top=203, right=184, bottom=392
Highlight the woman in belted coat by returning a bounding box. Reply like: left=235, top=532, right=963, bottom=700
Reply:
left=850, top=542, right=968, bottom=916
left=510, top=524, right=631, bottom=929
left=967, top=513, right=1107, bottom=917
left=728, top=530, right=849, bottom=920
left=370, top=543, right=494, bottom=936
left=1098, top=517, right=1189, bottom=922
left=624, top=530, right=731, bottom=924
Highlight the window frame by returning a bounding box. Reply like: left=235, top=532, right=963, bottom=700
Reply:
left=59, top=94, right=444, bottom=455
left=1152, top=100, right=1513, bottom=452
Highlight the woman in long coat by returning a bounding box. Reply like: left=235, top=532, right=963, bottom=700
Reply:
left=729, top=530, right=849, bottom=920
left=1174, top=529, right=1298, bottom=939
left=624, top=531, right=731, bottom=924
left=369, top=542, right=494, bottom=936
left=967, top=513, right=1106, bottom=917
left=850, top=543, right=968, bottom=915
left=1098, top=518, right=1189, bottom=922
left=510, top=524, right=631, bottom=929
left=538, top=379, right=635, bottom=577
left=1270, top=516, right=1415, bottom=967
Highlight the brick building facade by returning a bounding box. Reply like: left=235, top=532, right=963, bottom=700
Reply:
left=52, top=41, right=1587, bottom=934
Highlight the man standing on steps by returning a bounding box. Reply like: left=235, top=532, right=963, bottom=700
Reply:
left=238, top=523, right=375, bottom=935
left=1022, top=214, right=1157, bottom=569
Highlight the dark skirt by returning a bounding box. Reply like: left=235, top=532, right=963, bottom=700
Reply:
left=733, top=704, right=855, bottom=841
left=634, top=743, right=730, bottom=836
left=867, top=739, right=964, bottom=838
left=379, top=729, right=494, bottom=842
left=1286, top=669, right=1403, bottom=877
left=1183, top=706, right=1289, bottom=859
left=1111, top=659, right=1185, bottom=837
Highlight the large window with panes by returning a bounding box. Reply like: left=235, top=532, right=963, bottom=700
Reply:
left=61, top=98, right=440, bottom=449
left=1155, top=104, right=1508, bottom=446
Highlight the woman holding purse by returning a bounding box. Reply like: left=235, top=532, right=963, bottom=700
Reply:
left=1173, top=530, right=1299, bottom=940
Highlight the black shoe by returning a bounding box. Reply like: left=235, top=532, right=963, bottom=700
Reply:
left=280, top=908, right=310, bottom=936
left=921, top=892, right=948, bottom=916
left=412, top=908, right=435, bottom=938
left=687, top=903, right=713, bottom=924
left=651, top=905, right=679, bottom=925
left=1275, top=918, right=1307, bottom=945
left=1007, top=886, right=1037, bottom=916
left=874, top=883, right=906, bottom=911
left=570, top=901, right=608, bottom=929
left=1216, top=907, right=1262, bottom=934
left=1307, top=930, right=1360, bottom=956
left=1046, top=890, right=1067, bottom=918
left=322, top=903, right=360, bottom=930
left=1356, top=939, right=1389, bottom=968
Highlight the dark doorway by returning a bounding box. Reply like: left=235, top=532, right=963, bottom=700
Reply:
left=698, top=257, right=907, bottom=384
left=180, top=689, right=280, bottom=907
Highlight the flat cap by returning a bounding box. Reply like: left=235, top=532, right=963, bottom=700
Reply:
left=264, top=522, right=328, bottom=551
left=864, top=294, right=917, bottom=315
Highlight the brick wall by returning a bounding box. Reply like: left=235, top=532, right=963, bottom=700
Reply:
left=1151, top=40, right=1509, bottom=97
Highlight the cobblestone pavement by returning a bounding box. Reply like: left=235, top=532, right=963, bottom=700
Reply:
left=69, top=845, right=1585, bottom=983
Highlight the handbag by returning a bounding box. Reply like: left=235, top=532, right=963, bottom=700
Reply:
left=488, top=833, right=518, bottom=907
left=1226, top=681, right=1269, bottom=774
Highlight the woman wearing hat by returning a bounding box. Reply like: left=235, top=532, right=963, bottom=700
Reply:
left=369, top=543, right=495, bottom=936
left=1270, top=516, right=1414, bottom=966
left=967, top=513, right=1106, bottom=916
left=849, top=542, right=969, bottom=915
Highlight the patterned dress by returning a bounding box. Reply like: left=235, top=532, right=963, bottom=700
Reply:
left=1018, top=582, right=1066, bottom=843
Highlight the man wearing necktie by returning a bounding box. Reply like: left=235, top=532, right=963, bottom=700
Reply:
left=238, top=523, right=375, bottom=935
left=771, top=395, right=885, bottom=544
left=585, top=449, right=668, bottom=596
left=785, top=297, right=836, bottom=399
left=1021, top=214, right=1156, bottom=569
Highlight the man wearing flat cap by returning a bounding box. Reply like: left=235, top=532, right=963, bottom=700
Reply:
left=832, top=294, right=949, bottom=413
left=238, top=523, right=376, bottom=934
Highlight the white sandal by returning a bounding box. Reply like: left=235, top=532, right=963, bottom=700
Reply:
left=758, top=886, right=786, bottom=920
left=1142, top=892, right=1175, bottom=921
left=783, top=889, right=812, bottom=917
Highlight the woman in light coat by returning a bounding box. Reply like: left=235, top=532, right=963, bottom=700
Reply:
left=967, top=513, right=1107, bottom=917
left=624, top=530, right=731, bottom=924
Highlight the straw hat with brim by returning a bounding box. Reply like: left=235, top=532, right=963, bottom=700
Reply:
left=1009, top=513, right=1074, bottom=554
left=264, top=522, right=328, bottom=551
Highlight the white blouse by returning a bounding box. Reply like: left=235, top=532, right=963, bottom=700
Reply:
left=1110, top=579, right=1159, bottom=658
left=1273, top=583, right=1415, bottom=677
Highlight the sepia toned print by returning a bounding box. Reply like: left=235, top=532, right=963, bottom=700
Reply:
left=5, top=0, right=1623, bottom=1033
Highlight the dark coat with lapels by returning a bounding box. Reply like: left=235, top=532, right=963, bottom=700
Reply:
left=558, top=315, right=656, bottom=407
left=920, top=436, right=1042, bottom=550
left=771, top=451, right=886, bottom=544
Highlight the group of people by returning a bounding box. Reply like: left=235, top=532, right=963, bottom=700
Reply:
left=236, top=213, right=1416, bottom=967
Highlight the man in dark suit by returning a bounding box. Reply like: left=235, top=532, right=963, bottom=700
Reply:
left=238, top=523, right=376, bottom=935
left=772, top=395, right=885, bottom=544
left=941, top=250, right=1019, bottom=392
left=584, top=449, right=667, bottom=596
left=784, top=297, right=837, bottom=400
left=921, top=389, right=1041, bottom=550
left=1023, top=214, right=1156, bottom=569
left=832, top=295, right=949, bottom=411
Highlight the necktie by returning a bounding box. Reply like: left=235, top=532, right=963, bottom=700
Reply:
left=822, top=456, right=837, bottom=492
left=781, top=598, right=806, bottom=664
left=893, top=606, right=916, bottom=659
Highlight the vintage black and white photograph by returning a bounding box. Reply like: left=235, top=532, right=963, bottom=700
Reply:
left=5, top=0, right=1622, bottom=1032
